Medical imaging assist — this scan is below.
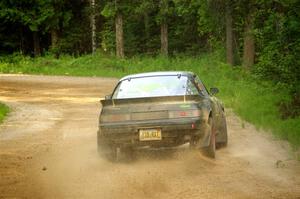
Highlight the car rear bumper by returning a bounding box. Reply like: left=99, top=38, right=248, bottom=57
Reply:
left=98, top=118, right=210, bottom=148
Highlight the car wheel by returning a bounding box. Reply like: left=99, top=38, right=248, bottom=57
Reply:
left=203, top=117, right=216, bottom=158
left=207, top=128, right=216, bottom=158
left=216, top=118, right=228, bottom=149
left=216, top=135, right=227, bottom=148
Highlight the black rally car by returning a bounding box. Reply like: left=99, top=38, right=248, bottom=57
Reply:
left=97, top=71, right=227, bottom=160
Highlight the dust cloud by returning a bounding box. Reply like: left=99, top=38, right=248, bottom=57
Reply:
left=0, top=75, right=299, bottom=199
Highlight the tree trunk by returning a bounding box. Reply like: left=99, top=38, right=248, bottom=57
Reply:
left=19, top=27, right=24, bottom=55
left=242, top=15, right=255, bottom=68
left=226, top=2, right=234, bottom=66
left=51, top=29, right=60, bottom=58
left=33, top=31, right=41, bottom=57
left=160, top=22, right=168, bottom=56
left=144, top=13, right=150, bottom=39
left=115, top=12, right=124, bottom=58
left=144, top=12, right=150, bottom=51
left=90, top=0, right=96, bottom=54
left=143, top=13, right=150, bottom=53
left=51, top=29, right=59, bottom=48
left=160, top=0, right=168, bottom=56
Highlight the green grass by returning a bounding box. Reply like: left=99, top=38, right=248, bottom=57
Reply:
left=0, top=102, right=9, bottom=123
left=0, top=52, right=299, bottom=148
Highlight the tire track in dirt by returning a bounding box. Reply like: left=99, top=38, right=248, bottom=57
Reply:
left=0, top=74, right=299, bottom=199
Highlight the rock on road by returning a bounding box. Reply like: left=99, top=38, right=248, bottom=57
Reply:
left=0, top=74, right=299, bottom=199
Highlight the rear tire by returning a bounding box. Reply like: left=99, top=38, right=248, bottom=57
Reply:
left=206, top=128, right=216, bottom=158
left=216, top=118, right=228, bottom=149
left=216, top=138, right=227, bottom=148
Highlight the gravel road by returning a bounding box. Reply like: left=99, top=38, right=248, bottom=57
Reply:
left=0, top=74, right=299, bottom=199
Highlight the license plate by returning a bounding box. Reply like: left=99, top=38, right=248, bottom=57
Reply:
left=139, top=129, right=162, bottom=141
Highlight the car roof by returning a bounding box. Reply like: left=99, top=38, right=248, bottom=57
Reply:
left=119, top=71, right=195, bottom=82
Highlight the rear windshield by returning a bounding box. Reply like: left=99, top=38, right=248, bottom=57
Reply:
left=112, top=75, right=199, bottom=99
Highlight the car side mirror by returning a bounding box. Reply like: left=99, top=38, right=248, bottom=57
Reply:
left=210, top=87, right=219, bottom=95
left=105, top=95, right=112, bottom=100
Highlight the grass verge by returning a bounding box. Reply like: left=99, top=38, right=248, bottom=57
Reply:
left=0, top=52, right=299, bottom=148
left=0, top=102, right=9, bottom=124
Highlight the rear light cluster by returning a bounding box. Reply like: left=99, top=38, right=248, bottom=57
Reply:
left=168, top=110, right=201, bottom=118
left=101, top=109, right=201, bottom=122
left=101, top=114, right=130, bottom=122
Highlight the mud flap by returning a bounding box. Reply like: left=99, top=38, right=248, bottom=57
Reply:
left=195, top=122, right=211, bottom=148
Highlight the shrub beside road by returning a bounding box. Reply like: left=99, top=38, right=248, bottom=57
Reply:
left=0, top=102, right=9, bottom=124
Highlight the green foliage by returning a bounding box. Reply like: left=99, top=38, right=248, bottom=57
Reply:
left=255, top=4, right=300, bottom=89
left=0, top=102, right=9, bottom=124
left=101, top=2, right=116, bottom=18
left=253, top=1, right=300, bottom=118
left=0, top=0, right=72, bottom=32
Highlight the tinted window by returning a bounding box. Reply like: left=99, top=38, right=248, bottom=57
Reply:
left=112, top=76, right=198, bottom=99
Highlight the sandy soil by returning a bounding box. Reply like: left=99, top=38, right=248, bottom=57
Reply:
left=0, top=74, right=299, bottom=199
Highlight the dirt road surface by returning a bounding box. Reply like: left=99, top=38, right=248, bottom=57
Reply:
left=0, top=74, right=299, bottom=199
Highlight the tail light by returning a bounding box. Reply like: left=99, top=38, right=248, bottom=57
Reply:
left=169, top=110, right=201, bottom=118
left=101, top=114, right=130, bottom=122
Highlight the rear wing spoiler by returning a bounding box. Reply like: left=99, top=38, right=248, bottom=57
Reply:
left=100, top=95, right=203, bottom=107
